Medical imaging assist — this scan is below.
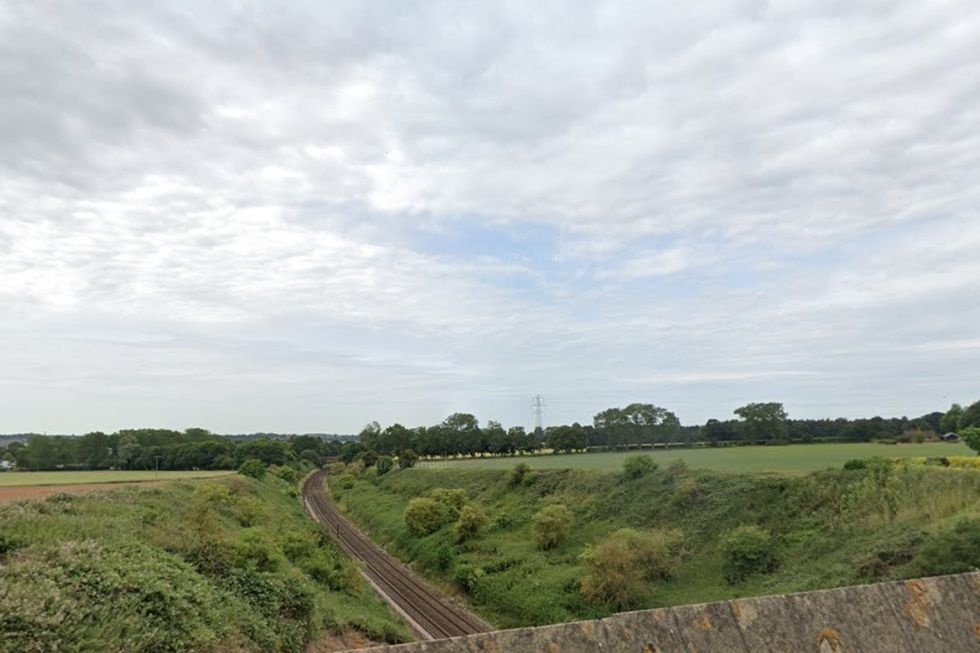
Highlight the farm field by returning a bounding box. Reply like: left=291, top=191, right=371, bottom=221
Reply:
left=0, top=469, right=233, bottom=487
left=420, top=442, right=973, bottom=475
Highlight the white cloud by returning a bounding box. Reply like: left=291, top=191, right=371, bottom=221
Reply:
left=1, top=0, right=979, bottom=432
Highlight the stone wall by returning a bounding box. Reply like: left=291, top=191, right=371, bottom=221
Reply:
left=354, top=572, right=980, bottom=652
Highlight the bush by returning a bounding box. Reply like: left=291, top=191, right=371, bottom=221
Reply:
left=268, top=465, right=299, bottom=484
left=376, top=455, right=394, bottom=475
left=399, top=449, right=419, bottom=469
left=453, top=562, right=485, bottom=593
left=404, top=498, right=453, bottom=536
left=454, top=505, right=489, bottom=543
left=622, top=455, right=658, bottom=479
left=428, top=488, right=467, bottom=520
left=720, top=525, right=777, bottom=584
left=843, top=459, right=868, bottom=470
left=854, top=526, right=927, bottom=580
left=238, top=459, right=266, bottom=480
left=359, top=450, right=379, bottom=468
left=335, top=474, right=356, bottom=490
left=511, top=462, right=530, bottom=486
left=580, top=528, right=684, bottom=607
left=532, top=504, right=573, bottom=550
left=346, top=460, right=366, bottom=478
left=913, top=518, right=980, bottom=576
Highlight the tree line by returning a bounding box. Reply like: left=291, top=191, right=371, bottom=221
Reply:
left=3, top=398, right=978, bottom=471
left=2, top=428, right=355, bottom=472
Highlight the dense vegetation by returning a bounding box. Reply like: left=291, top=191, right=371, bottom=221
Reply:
left=328, top=459, right=980, bottom=629
left=0, top=473, right=410, bottom=652
left=358, top=398, right=980, bottom=458
left=1, top=429, right=350, bottom=472
left=3, top=398, right=977, bottom=472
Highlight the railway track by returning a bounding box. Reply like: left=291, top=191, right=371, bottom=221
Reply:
left=301, top=470, right=492, bottom=641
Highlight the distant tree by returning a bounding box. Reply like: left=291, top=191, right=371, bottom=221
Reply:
left=238, top=458, right=266, bottom=480
left=734, top=402, right=788, bottom=441
left=77, top=431, right=112, bottom=469
left=959, top=400, right=980, bottom=430
left=961, top=427, right=980, bottom=455
left=398, top=448, right=418, bottom=469
left=940, top=404, right=964, bottom=433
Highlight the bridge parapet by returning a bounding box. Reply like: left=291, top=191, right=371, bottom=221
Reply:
left=354, top=571, right=980, bottom=652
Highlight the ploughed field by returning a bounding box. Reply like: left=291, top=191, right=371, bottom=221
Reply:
left=0, top=470, right=235, bottom=504
left=420, top=442, right=971, bottom=474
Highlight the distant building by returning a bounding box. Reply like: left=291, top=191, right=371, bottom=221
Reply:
left=941, top=432, right=961, bottom=442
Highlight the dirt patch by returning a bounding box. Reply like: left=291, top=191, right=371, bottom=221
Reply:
left=0, top=481, right=166, bottom=504
left=306, top=630, right=382, bottom=652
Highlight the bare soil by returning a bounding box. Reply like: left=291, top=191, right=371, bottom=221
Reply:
left=0, top=481, right=165, bottom=504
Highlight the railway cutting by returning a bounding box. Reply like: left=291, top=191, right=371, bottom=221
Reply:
left=301, top=470, right=493, bottom=641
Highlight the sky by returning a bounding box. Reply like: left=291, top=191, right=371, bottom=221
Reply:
left=1, top=1, right=979, bottom=434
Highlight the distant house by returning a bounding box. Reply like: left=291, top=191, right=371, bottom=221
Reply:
left=941, top=432, right=961, bottom=442
left=0, top=460, right=13, bottom=471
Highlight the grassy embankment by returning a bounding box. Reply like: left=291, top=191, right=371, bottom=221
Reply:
left=331, top=458, right=980, bottom=629
left=0, top=474, right=411, bottom=652
left=419, top=441, right=972, bottom=474
left=0, top=470, right=233, bottom=487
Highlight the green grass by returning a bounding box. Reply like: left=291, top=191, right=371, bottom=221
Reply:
left=420, top=442, right=973, bottom=475
left=332, top=460, right=980, bottom=630
left=0, top=469, right=234, bottom=487
left=0, top=473, right=411, bottom=652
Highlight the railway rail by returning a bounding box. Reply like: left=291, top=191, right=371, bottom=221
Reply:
left=301, top=470, right=492, bottom=641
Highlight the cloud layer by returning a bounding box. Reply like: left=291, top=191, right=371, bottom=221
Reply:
left=2, top=1, right=979, bottom=433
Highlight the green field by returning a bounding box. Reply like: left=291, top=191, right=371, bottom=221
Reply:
left=420, top=442, right=973, bottom=475
left=0, top=469, right=234, bottom=487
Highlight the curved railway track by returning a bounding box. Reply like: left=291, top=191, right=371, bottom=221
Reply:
left=301, top=470, right=492, bottom=641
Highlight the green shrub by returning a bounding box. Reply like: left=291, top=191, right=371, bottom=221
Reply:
left=0, top=540, right=229, bottom=653
left=843, top=459, right=868, bottom=470
left=238, top=458, right=267, bottom=480
left=335, top=474, right=356, bottom=490
left=428, top=488, right=467, bottom=520
left=580, top=528, right=684, bottom=607
left=454, top=505, right=489, bottom=543
left=854, top=526, right=927, bottom=580
left=346, top=460, right=366, bottom=478
left=961, top=426, right=980, bottom=454
left=623, top=455, right=658, bottom=479
left=328, top=462, right=346, bottom=476
left=399, top=449, right=419, bottom=469
left=532, top=504, right=573, bottom=550
left=453, top=562, right=485, bottom=593
left=404, top=498, right=453, bottom=536
left=511, top=463, right=531, bottom=486
left=720, top=525, right=777, bottom=584
left=376, top=455, right=394, bottom=475
left=913, top=518, right=980, bottom=576
left=268, top=465, right=299, bottom=484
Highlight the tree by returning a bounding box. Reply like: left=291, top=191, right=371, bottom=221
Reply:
left=959, top=400, right=980, bottom=429
left=399, top=448, right=418, bottom=469
left=734, top=402, right=788, bottom=441
left=961, top=427, right=980, bottom=455
left=532, top=504, right=573, bottom=550
left=940, top=404, right=964, bottom=433
left=238, top=458, right=266, bottom=480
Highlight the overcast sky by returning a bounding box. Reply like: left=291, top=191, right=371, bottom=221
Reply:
left=2, top=1, right=978, bottom=434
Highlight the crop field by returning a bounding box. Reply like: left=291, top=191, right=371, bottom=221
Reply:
left=420, top=442, right=973, bottom=475
left=0, top=469, right=233, bottom=487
